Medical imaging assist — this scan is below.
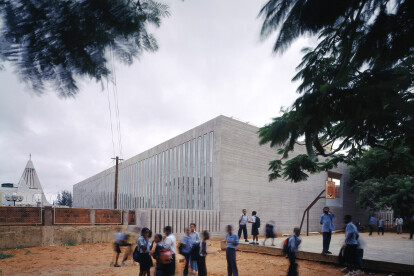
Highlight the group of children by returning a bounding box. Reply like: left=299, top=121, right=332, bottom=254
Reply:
left=113, top=223, right=209, bottom=276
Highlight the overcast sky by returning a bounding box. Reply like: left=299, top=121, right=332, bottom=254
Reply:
left=0, top=0, right=315, bottom=202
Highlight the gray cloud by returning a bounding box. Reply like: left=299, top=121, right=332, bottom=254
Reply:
left=0, top=0, right=316, bottom=202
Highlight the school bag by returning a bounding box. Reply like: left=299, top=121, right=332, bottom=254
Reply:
left=178, top=243, right=184, bottom=255
left=159, top=248, right=173, bottom=264
left=133, top=246, right=141, bottom=263
left=282, top=238, right=289, bottom=255
left=255, top=216, right=261, bottom=228
left=190, top=242, right=200, bottom=261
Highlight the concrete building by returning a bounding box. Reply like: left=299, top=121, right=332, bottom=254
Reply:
left=1, top=157, right=50, bottom=206
left=73, top=116, right=367, bottom=233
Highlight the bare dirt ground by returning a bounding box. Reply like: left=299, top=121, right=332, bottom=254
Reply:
left=0, top=239, right=387, bottom=276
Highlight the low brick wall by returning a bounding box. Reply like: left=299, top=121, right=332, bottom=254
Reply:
left=95, top=209, right=122, bottom=224
left=54, top=208, right=91, bottom=224
left=0, top=225, right=126, bottom=249
left=0, top=207, right=42, bottom=225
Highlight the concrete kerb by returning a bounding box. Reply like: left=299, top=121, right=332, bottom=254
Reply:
left=219, top=241, right=414, bottom=274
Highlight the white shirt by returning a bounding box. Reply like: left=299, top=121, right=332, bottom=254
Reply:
left=163, top=233, right=176, bottom=254
left=250, top=216, right=256, bottom=223
left=239, top=214, right=248, bottom=225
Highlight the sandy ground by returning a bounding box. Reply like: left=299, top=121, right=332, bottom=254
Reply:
left=0, top=239, right=388, bottom=276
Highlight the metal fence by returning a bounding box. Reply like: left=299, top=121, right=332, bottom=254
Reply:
left=374, top=209, right=394, bottom=228
left=0, top=206, right=42, bottom=225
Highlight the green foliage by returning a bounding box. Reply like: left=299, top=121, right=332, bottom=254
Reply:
left=258, top=0, right=414, bottom=182
left=24, top=250, right=31, bottom=255
left=16, top=245, right=26, bottom=249
left=0, top=252, right=14, bottom=259
left=348, top=144, right=414, bottom=217
left=56, top=190, right=73, bottom=207
left=0, top=0, right=169, bottom=96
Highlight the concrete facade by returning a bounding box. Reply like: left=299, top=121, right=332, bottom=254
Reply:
left=74, top=116, right=367, bottom=233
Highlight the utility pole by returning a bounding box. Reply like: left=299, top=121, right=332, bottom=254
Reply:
left=111, top=156, right=123, bottom=209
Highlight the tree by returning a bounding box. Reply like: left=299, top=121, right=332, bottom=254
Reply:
left=257, top=0, right=414, bottom=182
left=348, top=144, right=414, bottom=217
left=0, top=0, right=169, bottom=97
left=56, top=190, right=73, bottom=207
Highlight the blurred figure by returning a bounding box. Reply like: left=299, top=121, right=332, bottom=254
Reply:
left=377, top=217, right=385, bottom=235
left=344, top=215, right=359, bottom=276
left=368, top=214, right=377, bottom=236
left=410, top=214, right=414, bottom=239
left=263, top=221, right=276, bottom=246
left=181, top=227, right=192, bottom=276
left=225, top=225, right=239, bottom=276
left=395, top=215, right=403, bottom=234
left=356, top=219, right=364, bottom=233
left=197, top=230, right=209, bottom=276
left=287, top=227, right=301, bottom=276
left=113, top=226, right=126, bottom=267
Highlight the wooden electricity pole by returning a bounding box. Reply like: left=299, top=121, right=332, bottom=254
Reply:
left=111, top=156, right=123, bottom=209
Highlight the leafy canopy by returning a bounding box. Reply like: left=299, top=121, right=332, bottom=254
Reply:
left=56, top=190, right=73, bottom=207
left=258, top=0, right=414, bottom=182
left=0, top=0, right=169, bottom=97
left=348, top=144, right=414, bottom=217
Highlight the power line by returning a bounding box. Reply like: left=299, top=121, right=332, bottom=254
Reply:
left=106, top=77, right=116, bottom=158
left=110, top=46, right=123, bottom=159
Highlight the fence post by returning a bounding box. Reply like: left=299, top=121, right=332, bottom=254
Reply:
left=44, top=206, right=53, bottom=226
left=122, top=210, right=128, bottom=225
left=90, top=209, right=96, bottom=225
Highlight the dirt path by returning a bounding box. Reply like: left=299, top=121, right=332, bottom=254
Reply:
left=0, top=239, right=386, bottom=276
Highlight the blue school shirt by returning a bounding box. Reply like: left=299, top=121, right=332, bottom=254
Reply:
left=345, top=222, right=358, bottom=245
left=320, top=213, right=335, bottom=232
left=377, top=219, right=384, bottom=227
left=225, top=233, right=239, bottom=249
left=369, top=216, right=377, bottom=225
left=288, top=234, right=301, bottom=254
left=181, top=234, right=192, bottom=254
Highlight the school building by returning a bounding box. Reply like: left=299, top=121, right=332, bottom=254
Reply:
left=73, top=115, right=367, bottom=234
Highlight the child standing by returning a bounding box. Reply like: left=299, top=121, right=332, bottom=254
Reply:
left=225, top=225, right=239, bottom=276
left=248, top=211, right=260, bottom=245
left=377, top=217, right=385, bottom=235
left=287, top=227, right=301, bottom=276
left=189, top=223, right=200, bottom=274
left=197, top=230, right=209, bottom=276
left=151, top=234, right=166, bottom=276
left=181, top=227, right=192, bottom=276
left=137, top=227, right=153, bottom=276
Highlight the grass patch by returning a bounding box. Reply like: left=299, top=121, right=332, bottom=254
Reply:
left=16, top=245, right=26, bottom=249
left=68, top=258, right=74, bottom=261
left=0, top=252, right=14, bottom=259
left=24, top=250, right=31, bottom=255
left=65, top=239, right=77, bottom=246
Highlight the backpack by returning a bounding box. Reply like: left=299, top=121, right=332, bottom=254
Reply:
left=133, top=246, right=141, bottom=263
left=190, top=242, right=200, bottom=261
left=178, top=243, right=184, bottom=255
left=159, top=249, right=172, bottom=264
left=282, top=238, right=289, bottom=255
left=255, top=216, right=261, bottom=228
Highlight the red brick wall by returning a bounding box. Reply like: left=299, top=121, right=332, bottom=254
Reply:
left=0, top=207, right=42, bottom=225
left=128, top=210, right=135, bottom=225
left=54, top=208, right=91, bottom=224
left=95, top=209, right=122, bottom=224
